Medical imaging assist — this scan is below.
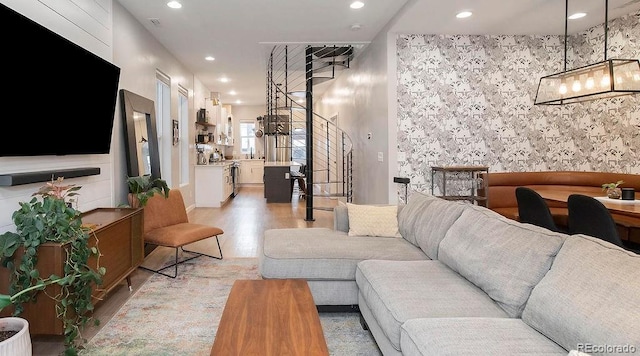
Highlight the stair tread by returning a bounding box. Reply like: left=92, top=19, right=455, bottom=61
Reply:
left=310, top=46, right=354, bottom=58
left=310, top=77, right=334, bottom=85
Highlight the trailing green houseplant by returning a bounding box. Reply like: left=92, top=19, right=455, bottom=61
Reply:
left=126, top=175, right=170, bottom=207
left=0, top=178, right=105, bottom=355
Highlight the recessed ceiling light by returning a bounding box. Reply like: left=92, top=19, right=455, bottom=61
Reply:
left=456, top=11, right=472, bottom=19
left=167, top=1, right=182, bottom=9
left=219, top=77, right=229, bottom=83
left=235, top=100, right=242, bottom=104
left=350, top=23, right=362, bottom=31
left=568, top=12, right=586, bottom=20
left=229, top=90, right=237, bottom=95
left=205, top=56, right=215, bottom=61
left=350, top=1, right=364, bottom=9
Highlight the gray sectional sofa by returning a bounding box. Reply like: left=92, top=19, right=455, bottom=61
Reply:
left=258, top=192, right=640, bottom=355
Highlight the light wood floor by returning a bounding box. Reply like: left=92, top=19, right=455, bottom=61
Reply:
left=32, top=185, right=339, bottom=355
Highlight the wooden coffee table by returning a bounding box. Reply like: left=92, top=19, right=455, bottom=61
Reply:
left=211, top=279, right=329, bottom=355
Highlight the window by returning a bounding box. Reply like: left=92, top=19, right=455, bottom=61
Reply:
left=240, top=122, right=256, bottom=155
left=291, top=127, right=306, bottom=164
left=178, top=86, right=189, bottom=186
left=156, top=71, right=171, bottom=186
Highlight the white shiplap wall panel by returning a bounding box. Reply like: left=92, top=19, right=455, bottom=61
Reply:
left=0, top=0, right=115, bottom=234
left=38, top=0, right=112, bottom=58
left=0, top=0, right=112, bottom=60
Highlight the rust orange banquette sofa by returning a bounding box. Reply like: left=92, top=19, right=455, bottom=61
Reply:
left=477, top=171, right=640, bottom=246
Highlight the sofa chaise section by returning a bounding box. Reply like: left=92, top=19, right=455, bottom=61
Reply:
left=400, top=318, right=567, bottom=356
left=356, top=260, right=510, bottom=354
left=259, top=227, right=428, bottom=305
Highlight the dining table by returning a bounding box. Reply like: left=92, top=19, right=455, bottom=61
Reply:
left=534, top=188, right=640, bottom=216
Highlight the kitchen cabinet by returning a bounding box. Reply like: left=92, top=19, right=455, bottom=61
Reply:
left=195, top=163, right=233, bottom=207
left=239, top=159, right=264, bottom=184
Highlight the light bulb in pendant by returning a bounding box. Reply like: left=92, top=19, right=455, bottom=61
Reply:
left=634, top=74, right=640, bottom=82
left=601, top=74, right=610, bottom=87
left=572, top=80, right=581, bottom=92
left=585, top=77, right=594, bottom=89
left=559, top=83, right=568, bottom=95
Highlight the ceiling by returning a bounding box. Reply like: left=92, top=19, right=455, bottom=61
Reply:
left=116, top=0, right=640, bottom=106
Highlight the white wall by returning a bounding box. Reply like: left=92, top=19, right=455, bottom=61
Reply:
left=317, top=4, right=640, bottom=205
left=315, top=31, right=393, bottom=204
left=395, top=11, right=640, bottom=198
left=112, top=2, right=198, bottom=207
left=1, top=0, right=211, bottom=234
left=0, top=0, right=116, bottom=233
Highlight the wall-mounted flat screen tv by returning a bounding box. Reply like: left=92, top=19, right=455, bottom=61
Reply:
left=0, top=3, right=121, bottom=156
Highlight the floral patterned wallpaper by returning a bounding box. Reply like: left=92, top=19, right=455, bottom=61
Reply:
left=397, top=11, right=640, bottom=197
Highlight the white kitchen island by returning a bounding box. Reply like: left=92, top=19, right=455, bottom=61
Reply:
left=195, top=162, right=233, bottom=207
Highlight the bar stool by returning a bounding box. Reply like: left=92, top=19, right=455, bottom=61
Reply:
left=290, top=164, right=306, bottom=199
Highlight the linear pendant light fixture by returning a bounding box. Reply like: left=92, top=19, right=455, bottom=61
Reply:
left=534, top=0, right=640, bottom=105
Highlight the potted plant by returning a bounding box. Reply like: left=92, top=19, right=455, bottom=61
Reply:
left=0, top=178, right=105, bottom=355
left=0, top=316, right=30, bottom=356
left=602, top=180, right=624, bottom=199
left=126, top=175, right=170, bottom=208
left=0, top=274, right=66, bottom=356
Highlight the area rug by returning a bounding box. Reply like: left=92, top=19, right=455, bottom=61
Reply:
left=80, top=257, right=380, bottom=356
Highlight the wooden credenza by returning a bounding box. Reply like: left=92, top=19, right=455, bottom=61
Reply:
left=0, top=207, right=144, bottom=335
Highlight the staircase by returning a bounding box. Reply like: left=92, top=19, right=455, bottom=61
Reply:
left=265, top=44, right=355, bottom=220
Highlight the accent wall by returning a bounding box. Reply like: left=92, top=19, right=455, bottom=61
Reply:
left=396, top=11, right=640, bottom=197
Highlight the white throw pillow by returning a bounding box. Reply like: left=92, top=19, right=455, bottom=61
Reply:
left=346, top=203, right=401, bottom=238
left=568, top=351, right=591, bottom=356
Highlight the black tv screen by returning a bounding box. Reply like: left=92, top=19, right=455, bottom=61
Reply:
left=0, top=3, right=121, bottom=156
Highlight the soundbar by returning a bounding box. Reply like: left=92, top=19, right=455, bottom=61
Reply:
left=0, top=167, right=101, bottom=186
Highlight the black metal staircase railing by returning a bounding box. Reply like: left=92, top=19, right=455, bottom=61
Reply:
left=265, top=44, right=355, bottom=220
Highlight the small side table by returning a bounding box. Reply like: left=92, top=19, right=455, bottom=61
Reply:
left=394, top=177, right=410, bottom=203
left=431, top=166, right=488, bottom=206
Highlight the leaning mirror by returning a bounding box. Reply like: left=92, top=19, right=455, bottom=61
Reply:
left=120, top=89, right=161, bottom=178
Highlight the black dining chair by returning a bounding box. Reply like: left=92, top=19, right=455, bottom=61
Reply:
left=567, top=194, right=624, bottom=247
left=515, top=187, right=563, bottom=232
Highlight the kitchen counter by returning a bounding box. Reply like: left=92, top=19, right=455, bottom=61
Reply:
left=264, top=161, right=301, bottom=167
left=196, top=161, right=233, bottom=167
